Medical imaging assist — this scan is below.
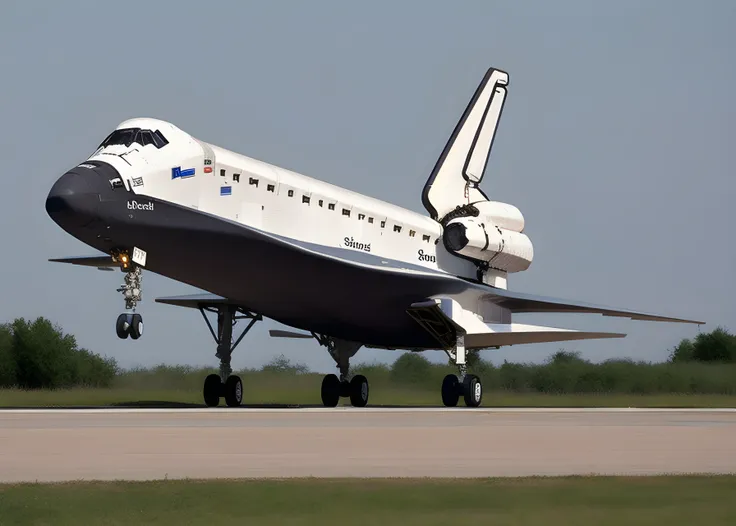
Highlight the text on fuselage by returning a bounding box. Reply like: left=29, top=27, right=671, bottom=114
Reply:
left=418, top=249, right=436, bottom=263
left=344, top=237, right=371, bottom=252
left=127, top=200, right=154, bottom=211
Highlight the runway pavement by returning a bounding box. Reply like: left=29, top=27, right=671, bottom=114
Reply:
left=1, top=407, right=735, bottom=483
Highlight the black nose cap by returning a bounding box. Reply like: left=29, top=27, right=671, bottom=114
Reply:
left=45, top=167, right=101, bottom=229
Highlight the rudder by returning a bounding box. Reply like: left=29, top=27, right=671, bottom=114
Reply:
left=421, top=68, right=509, bottom=221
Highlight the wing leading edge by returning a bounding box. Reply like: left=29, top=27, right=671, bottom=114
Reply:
left=49, top=254, right=117, bottom=270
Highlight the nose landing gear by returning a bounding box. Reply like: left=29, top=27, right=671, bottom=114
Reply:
left=113, top=251, right=144, bottom=340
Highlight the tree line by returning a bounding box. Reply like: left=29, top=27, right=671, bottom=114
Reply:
left=1, top=316, right=735, bottom=394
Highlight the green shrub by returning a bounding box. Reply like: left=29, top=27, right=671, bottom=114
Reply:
left=261, top=354, right=310, bottom=375
left=669, top=338, right=695, bottom=363
left=670, top=327, right=736, bottom=363
left=498, top=361, right=534, bottom=391
left=692, top=327, right=736, bottom=362
left=390, top=352, right=433, bottom=384
left=352, top=362, right=391, bottom=380
left=2, top=317, right=117, bottom=389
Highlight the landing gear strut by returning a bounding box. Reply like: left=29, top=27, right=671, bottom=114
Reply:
left=313, top=334, right=368, bottom=408
left=199, top=304, right=261, bottom=407
left=441, top=334, right=482, bottom=407
left=115, top=256, right=144, bottom=340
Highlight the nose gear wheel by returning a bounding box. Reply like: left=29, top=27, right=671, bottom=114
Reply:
left=114, top=258, right=144, bottom=340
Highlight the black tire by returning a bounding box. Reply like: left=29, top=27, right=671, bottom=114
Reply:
left=129, top=314, right=143, bottom=340
left=321, top=374, right=341, bottom=407
left=224, top=375, right=243, bottom=407
left=349, top=374, right=369, bottom=407
left=462, top=374, right=483, bottom=407
left=115, top=313, right=129, bottom=339
left=441, top=374, right=460, bottom=407
left=203, top=374, right=221, bottom=407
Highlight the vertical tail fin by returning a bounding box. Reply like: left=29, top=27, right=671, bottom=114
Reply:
left=421, top=68, right=509, bottom=221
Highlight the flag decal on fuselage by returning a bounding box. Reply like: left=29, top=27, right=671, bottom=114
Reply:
left=171, top=166, right=195, bottom=179
left=220, top=186, right=232, bottom=196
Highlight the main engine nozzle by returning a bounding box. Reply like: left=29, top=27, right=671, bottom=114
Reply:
left=444, top=221, right=471, bottom=252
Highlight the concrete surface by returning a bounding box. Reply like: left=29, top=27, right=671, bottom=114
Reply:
left=1, top=407, right=735, bottom=483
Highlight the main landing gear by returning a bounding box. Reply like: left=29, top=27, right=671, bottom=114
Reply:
left=115, top=255, right=144, bottom=340
left=441, top=334, right=482, bottom=408
left=313, top=334, right=368, bottom=408
left=199, top=304, right=261, bottom=407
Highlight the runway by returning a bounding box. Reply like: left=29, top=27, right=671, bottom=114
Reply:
left=1, top=407, right=735, bottom=483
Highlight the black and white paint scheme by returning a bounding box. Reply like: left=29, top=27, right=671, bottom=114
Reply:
left=44, top=66, right=704, bottom=409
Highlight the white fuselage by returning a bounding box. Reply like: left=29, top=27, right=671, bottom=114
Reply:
left=87, top=118, right=506, bottom=284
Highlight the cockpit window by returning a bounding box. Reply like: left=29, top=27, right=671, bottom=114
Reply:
left=139, top=130, right=155, bottom=146
left=152, top=129, right=169, bottom=147
left=99, top=128, right=138, bottom=148
left=98, top=127, right=169, bottom=149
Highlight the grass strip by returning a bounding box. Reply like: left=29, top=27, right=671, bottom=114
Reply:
left=2, top=476, right=735, bottom=525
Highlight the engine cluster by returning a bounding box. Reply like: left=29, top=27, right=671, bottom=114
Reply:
left=442, top=201, right=533, bottom=273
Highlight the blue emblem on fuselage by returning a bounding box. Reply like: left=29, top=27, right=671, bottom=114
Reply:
left=171, top=166, right=195, bottom=179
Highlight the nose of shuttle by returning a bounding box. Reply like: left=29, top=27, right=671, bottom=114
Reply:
left=45, top=162, right=115, bottom=229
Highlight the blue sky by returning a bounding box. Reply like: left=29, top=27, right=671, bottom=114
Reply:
left=0, top=0, right=733, bottom=373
